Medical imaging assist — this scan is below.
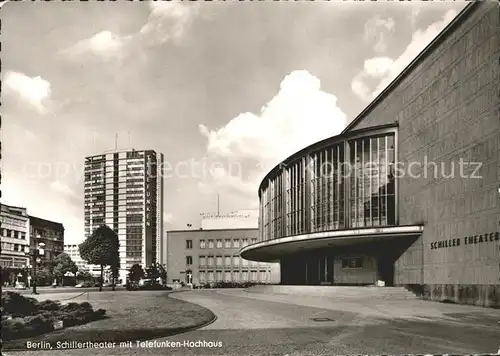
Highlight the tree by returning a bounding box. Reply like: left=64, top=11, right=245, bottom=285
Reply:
left=52, top=253, right=78, bottom=286
left=79, top=225, right=120, bottom=292
left=35, top=267, right=52, bottom=286
left=145, top=264, right=160, bottom=284
left=110, top=256, right=120, bottom=291
left=128, top=264, right=144, bottom=283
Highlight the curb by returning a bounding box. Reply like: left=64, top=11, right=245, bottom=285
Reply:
left=166, top=291, right=218, bottom=334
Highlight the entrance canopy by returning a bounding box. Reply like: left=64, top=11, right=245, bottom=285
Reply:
left=240, top=225, right=424, bottom=262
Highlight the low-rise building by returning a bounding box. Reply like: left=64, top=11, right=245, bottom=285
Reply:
left=0, top=204, right=30, bottom=268
left=167, top=210, right=280, bottom=285
left=29, top=216, right=64, bottom=263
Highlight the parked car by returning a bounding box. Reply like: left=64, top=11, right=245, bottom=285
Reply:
left=75, top=281, right=93, bottom=288
left=15, top=282, right=26, bottom=290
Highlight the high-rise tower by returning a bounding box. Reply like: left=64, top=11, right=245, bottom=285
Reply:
left=84, top=149, right=164, bottom=282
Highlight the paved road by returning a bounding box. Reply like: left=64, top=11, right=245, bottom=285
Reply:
left=6, top=289, right=500, bottom=356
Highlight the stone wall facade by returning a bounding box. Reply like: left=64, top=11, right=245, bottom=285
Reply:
left=347, top=2, right=500, bottom=307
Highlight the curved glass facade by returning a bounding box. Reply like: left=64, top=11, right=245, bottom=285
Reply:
left=259, top=128, right=397, bottom=241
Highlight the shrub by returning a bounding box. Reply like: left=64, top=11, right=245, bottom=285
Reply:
left=1, top=292, right=39, bottom=317
left=37, top=300, right=62, bottom=311
left=1, top=297, right=107, bottom=341
left=61, top=302, right=83, bottom=312
left=2, top=315, right=53, bottom=341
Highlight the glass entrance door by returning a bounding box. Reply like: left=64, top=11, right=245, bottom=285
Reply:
left=319, top=255, right=333, bottom=285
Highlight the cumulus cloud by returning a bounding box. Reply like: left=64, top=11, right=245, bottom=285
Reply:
left=139, top=1, right=199, bottom=46
left=198, top=70, right=347, bottom=200
left=3, top=71, right=52, bottom=113
left=60, top=2, right=198, bottom=60
left=352, top=9, right=458, bottom=102
left=60, top=31, right=131, bottom=60
left=363, top=15, right=395, bottom=53
left=410, top=6, right=423, bottom=27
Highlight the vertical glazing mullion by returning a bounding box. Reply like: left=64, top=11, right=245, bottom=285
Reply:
left=285, top=169, right=288, bottom=236
left=292, top=163, right=296, bottom=235
left=273, top=180, right=275, bottom=239
left=316, top=153, right=319, bottom=231
left=301, top=158, right=305, bottom=233
left=336, top=145, right=340, bottom=228
left=322, top=150, right=325, bottom=230
left=361, top=139, right=365, bottom=227
left=311, top=154, right=315, bottom=232
left=329, top=147, right=332, bottom=229
left=288, top=168, right=291, bottom=235
left=369, top=138, right=373, bottom=226
left=290, top=166, right=293, bottom=236
left=384, top=135, right=388, bottom=226
left=295, top=162, right=299, bottom=234
left=268, top=184, right=271, bottom=239
left=294, top=163, right=297, bottom=235
left=354, top=141, right=357, bottom=227
left=377, top=137, right=382, bottom=226
left=318, top=151, right=321, bottom=231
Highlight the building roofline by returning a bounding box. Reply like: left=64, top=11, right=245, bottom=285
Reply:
left=29, top=215, right=65, bottom=229
left=341, top=2, right=477, bottom=134
left=167, top=228, right=258, bottom=233
left=1, top=203, right=27, bottom=211
left=85, top=149, right=163, bottom=157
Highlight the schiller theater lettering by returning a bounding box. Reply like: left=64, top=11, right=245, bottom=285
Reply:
left=430, top=232, right=500, bottom=250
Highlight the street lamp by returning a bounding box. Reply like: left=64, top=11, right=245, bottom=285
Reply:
left=27, top=242, right=45, bottom=295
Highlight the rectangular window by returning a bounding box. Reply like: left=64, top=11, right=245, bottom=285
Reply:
left=224, top=256, right=231, bottom=266
left=232, top=271, right=239, bottom=282
left=251, top=238, right=257, bottom=244
left=186, top=240, right=193, bottom=249
left=207, top=271, right=214, bottom=282
left=241, top=271, right=248, bottom=281
left=224, top=239, right=231, bottom=248
left=207, top=256, right=214, bottom=266
left=208, top=240, right=214, bottom=249
left=200, top=240, right=206, bottom=249
left=216, top=256, right=223, bottom=267
left=199, top=256, right=206, bottom=267
left=251, top=271, right=257, bottom=281
left=241, top=239, right=248, bottom=247
left=224, top=271, right=231, bottom=281
left=199, top=271, right=206, bottom=282
left=232, top=256, right=239, bottom=267
left=233, top=239, right=240, bottom=248
left=186, top=256, right=193, bottom=265
left=216, top=239, right=222, bottom=248
left=216, top=271, right=222, bottom=281
left=341, top=257, right=363, bottom=269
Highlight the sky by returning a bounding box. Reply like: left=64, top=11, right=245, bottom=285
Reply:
left=1, top=1, right=467, bottom=244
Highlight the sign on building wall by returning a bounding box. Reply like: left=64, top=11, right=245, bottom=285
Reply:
left=430, top=232, right=500, bottom=250
left=200, top=209, right=259, bottom=230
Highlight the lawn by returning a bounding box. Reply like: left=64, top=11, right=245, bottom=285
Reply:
left=3, top=291, right=216, bottom=351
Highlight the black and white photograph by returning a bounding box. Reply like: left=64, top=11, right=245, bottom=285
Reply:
left=1, top=0, right=499, bottom=355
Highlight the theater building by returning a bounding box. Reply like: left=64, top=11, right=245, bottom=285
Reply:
left=241, top=2, right=499, bottom=307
